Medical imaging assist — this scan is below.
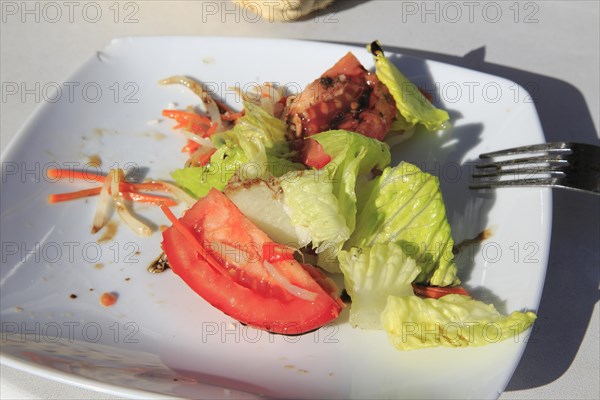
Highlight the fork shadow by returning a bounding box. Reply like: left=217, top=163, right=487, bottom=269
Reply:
left=341, top=41, right=600, bottom=391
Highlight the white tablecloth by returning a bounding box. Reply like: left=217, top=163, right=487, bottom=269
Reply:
left=1, top=1, right=598, bottom=399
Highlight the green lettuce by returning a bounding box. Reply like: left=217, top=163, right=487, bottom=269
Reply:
left=280, top=169, right=350, bottom=259
left=230, top=102, right=300, bottom=179
left=369, top=41, right=449, bottom=132
left=172, top=101, right=301, bottom=197
left=382, top=294, right=537, bottom=350
left=311, top=130, right=391, bottom=234
left=172, top=143, right=247, bottom=198
left=338, top=243, right=420, bottom=329
left=349, top=162, right=458, bottom=287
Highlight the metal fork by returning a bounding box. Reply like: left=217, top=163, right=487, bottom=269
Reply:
left=469, top=142, right=600, bottom=195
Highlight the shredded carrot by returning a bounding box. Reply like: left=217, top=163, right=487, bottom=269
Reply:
left=159, top=205, right=225, bottom=276
left=205, top=123, right=218, bottom=137
left=46, top=169, right=106, bottom=182
left=123, top=192, right=177, bottom=207
left=48, top=187, right=102, bottom=203
left=162, top=109, right=212, bottom=135
left=197, top=147, right=216, bottom=166
left=49, top=181, right=175, bottom=205
left=182, top=140, right=200, bottom=154
left=214, top=98, right=234, bottom=114
left=121, top=182, right=167, bottom=192
left=221, top=111, right=244, bottom=122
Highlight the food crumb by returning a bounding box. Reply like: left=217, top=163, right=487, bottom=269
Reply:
left=100, top=292, right=118, bottom=307
left=167, top=102, right=178, bottom=109
left=147, top=119, right=162, bottom=125
left=297, top=369, right=309, bottom=374
left=87, top=154, right=102, bottom=167
left=98, top=221, right=118, bottom=243
left=125, top=277, right=131, bottom=281
left=89, top=288, right=94, bottom=292
left=14, top=306, right=24, bottom=313
left=69, top=294, right=78, bottom=299
left=94, top=263, right=104, bottom=270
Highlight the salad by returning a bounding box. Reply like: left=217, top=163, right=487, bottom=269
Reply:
left=48, top=41, right=536, bottom=350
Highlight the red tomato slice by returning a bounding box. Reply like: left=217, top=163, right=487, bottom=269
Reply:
left=300, top=138, right=332, bottom=170
left=412, top=284, right=470, bottom=299
left=262, top=242, right=296, bottom=263
left=162, top=189, right=344, bottom=334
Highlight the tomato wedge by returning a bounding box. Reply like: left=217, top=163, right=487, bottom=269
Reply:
left=300, top=138, right=332, bottom=170
left=162, top=189, right=344, bottom=334
left=412, top=284, right=470, bottom=299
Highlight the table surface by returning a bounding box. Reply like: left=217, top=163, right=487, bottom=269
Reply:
left=1, top=1, right=598, bottom=399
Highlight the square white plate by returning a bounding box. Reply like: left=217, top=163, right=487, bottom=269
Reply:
left=0, top=37, right=550, bottom=399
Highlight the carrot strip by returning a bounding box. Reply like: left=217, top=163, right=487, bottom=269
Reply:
left=121, top=182, right=167, bottom=192
left=46, top=169, right=106, bottom=182
left=214, top=98, right=234, bottom=113
left=162, top=109, right=211, bottom=125
left=163, top=109, right=213, bottom=135
left=205, top=123, right=218, bottom=137
left=182, top=140, right=200, bottom=154
left=48, top=187, right=102, bottom=203
left=47, top=170, right=169, bottom=192
left=197, top=147, right=216, bottom=166
left=123, top=192, right=177, bottom=207
left=49, top=182, right=175, bottom=205
left=221, top=111, right=244, bottom=122
left=160, top=205, right=225, bottom=276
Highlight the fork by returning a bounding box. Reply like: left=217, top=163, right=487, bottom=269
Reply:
left=469, top=142, right=600, bottom=195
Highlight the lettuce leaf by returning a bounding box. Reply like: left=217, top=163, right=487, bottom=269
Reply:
left=280, top=169, right=350, bottom=259
left=349, top=162, right=458, bottom=286
left=311, top=130, right=391, bottom=234
left=382, top=294, right=537, bottom=350
left=172, top=143, right=247, bottom=198
left=338, top=243, right=420, bottom=329
left=231, top=102, right=300, bottom=179
left=369, top=41, right=449, bottom=132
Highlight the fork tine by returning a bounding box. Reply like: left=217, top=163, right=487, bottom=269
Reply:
left=479, top=142, right=571, bottom=159
left=475, top=154, right=568, bottom=169
left=469, top=177, right=558, bottom=189
left=472, top=166, right=566, bottom=178
left=471, top=142, right=600, bottom=195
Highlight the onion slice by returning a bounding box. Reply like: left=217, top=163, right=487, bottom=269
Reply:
left=91, top=170, right=116, bottom=233
left=109, top=168, right=152, bottom=237
left=154, top=180, right=196, bottom=207
left=263, top=260, right=317, bottom=302
left=159, top=76, right=223, bottom=132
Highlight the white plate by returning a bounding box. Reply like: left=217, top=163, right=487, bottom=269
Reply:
left=0, top=37, right=550, bottom=399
